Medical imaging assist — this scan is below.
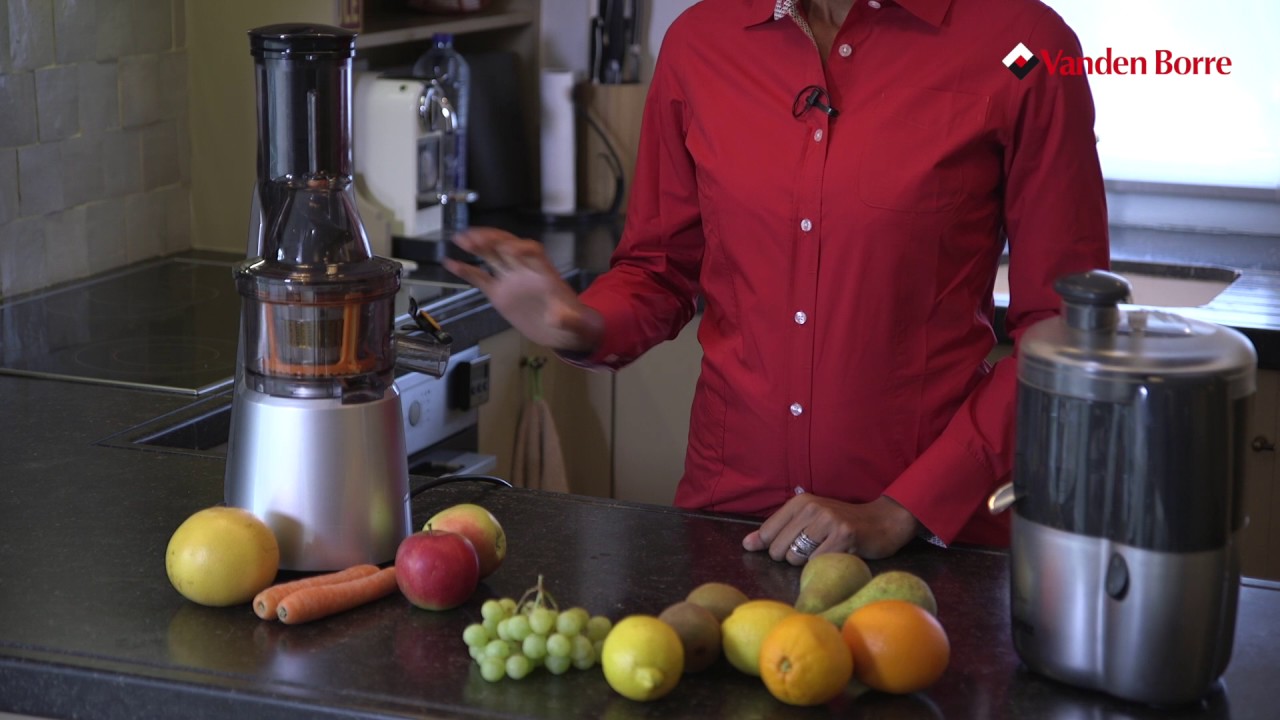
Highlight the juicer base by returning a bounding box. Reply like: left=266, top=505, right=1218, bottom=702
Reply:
left=224, top=382, right=412, bottom=571
left=1010, top=514, right=1239, bottom=706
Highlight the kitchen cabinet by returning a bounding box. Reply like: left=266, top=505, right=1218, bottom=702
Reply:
left=1242, top=369, right=1280, bottom=580
left=186, top=0, right=542, bottom=254
left=476, top=313, right=704, bottom=506
left=357, top=1, right=538, bottom=48
left=480, top=313, right=700, bottom=506
left=612, top=315, right=702, bottom=505
left=477, top=327, right=613, bottom=499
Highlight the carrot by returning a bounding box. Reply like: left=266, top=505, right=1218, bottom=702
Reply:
left=277, top=566, right=399, bottom=625
left=253, top=564, right=381, bottom=620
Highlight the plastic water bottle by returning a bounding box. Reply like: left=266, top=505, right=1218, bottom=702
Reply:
left=414, top=34, right=470, bottom=235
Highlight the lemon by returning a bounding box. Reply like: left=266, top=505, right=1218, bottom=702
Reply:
left=601, top=615, right=684, bottom=701
left=720, top=599, right=798, bottom=676
left=165, top=506, right=280, bottom=607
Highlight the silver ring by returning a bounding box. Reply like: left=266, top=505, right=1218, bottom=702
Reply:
left=789, top=531, right=820, bottom=558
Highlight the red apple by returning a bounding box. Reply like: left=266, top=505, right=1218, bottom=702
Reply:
left=395, top=528, right=479, bottom=610
left=424, top=503, right=506, bottom=578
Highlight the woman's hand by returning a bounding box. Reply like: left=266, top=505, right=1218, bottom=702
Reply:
left=742, top=494, right=921, bottom=565
left=443, top=228, right=604, bottom=353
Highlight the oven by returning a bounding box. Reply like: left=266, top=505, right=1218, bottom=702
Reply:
left=399, top=345, right=496, bottom=478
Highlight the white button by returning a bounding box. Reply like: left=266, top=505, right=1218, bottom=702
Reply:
left=868, top=0, right=882, bottom=8
left=790, top=402, right=804, bottom=416
left=800, top=218, right=813, bottom=232
left=813, top=129, right=823, bottom=142
left=839, top=44, right=853, bottom=57
left=794, top=486, right=806, bottom=495
left=794, top=311, right=808, bottom=325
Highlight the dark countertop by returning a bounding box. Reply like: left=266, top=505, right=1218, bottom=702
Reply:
left=984, top=224, right=1280, bottom=369
left=1103, top=227, right=1280, bottom=369
left=1, top=371, right=1280, bottom=720
left=3, top=218, right=1280, bottom=719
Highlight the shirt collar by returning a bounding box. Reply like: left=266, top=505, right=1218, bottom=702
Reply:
left=745, top=0, right=953, bottom=28
left=772, top=0, right=799, bottom=22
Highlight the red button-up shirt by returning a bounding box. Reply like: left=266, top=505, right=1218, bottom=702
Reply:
left=576, top=0, right=1109, bottom=546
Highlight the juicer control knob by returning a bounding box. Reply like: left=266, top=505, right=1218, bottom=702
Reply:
left=408, top=400, right=422, bottom=427
left=1055, top=270, right=1133, bottom=332
left=1105, top=552, right=1130, bottom=601
left=1054, top=270, right=1133, bottom=307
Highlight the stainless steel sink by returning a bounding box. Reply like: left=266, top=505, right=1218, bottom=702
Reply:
left=995, top=259, right=1241, bottom=308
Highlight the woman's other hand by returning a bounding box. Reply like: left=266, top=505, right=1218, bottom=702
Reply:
left=742, top=494, right=920, bottom=565
left=444, top=227, right=604, bottom=353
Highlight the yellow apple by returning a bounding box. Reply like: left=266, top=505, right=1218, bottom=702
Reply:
left=424, top=503, right=506, bottom=578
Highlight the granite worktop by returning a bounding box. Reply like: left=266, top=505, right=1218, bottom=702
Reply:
left=1055, top=225, right=1280, bottom=368
left=3, top=218, right=1280, bottom=719
left=1, top=371, right=1279, bottom=720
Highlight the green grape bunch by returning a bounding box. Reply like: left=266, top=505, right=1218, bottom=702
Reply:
left=461, top=574, right=614, bottom=682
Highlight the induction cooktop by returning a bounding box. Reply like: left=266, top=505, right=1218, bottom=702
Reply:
left=0, top=258, right=243, bottom=395
left=0, top=256, right=462, bottom=396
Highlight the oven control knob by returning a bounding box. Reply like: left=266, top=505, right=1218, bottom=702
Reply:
left=408, top=400, right=422, bottom=427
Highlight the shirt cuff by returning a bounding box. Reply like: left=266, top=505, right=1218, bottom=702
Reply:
left=553, top=292, right=643, bottom=371
left=920, top=530, right=949, bottom=549
left=882, top=435, right=994, bottom=546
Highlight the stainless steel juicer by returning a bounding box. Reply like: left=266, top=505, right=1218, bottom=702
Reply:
left=225, top=24, right=449, bottom=571
left=998, top=270, right=1255, bottom=705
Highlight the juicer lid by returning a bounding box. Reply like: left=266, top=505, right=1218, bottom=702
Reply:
left=1018, top=270, right=1257, bottom=402
left=233, top=256, right=401, bottom=304
left=249, top=24, right=357, bottom=59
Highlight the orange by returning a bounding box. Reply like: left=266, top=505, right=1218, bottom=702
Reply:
left=840, top=600, right=950, bottom=694
left=758, top=613, right=854, bottom=706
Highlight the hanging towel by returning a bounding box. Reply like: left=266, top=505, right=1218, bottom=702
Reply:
left=512, top=357, right=570, bottom=493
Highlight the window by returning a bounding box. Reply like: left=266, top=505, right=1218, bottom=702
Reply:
left=1047, top=0, right=1280, bottom=191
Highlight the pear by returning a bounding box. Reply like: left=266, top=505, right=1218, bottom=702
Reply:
left=818, top=570, right=938, bottom=628
left=794, top=553, right=872, bottom=613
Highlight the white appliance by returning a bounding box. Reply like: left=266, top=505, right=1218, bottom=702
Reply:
left=353, top=73, right=446, bottom=241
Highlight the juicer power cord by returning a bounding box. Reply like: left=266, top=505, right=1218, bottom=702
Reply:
left=409, top=473, right=513, bottom=498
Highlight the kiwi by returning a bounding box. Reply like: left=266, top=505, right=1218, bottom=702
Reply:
left=658, top=601, right=722, bottom=673
left=685, top=581, right=749, bottom=622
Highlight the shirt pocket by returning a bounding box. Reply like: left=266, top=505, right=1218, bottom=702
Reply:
left=857, top=88, right=990, bottom=213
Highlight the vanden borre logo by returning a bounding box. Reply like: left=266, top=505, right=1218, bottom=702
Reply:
left=1003, top=42, right=1233, bottom=80
left=1002, top=42, right=1040, bottom=79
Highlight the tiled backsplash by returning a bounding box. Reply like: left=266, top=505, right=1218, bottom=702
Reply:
left=0, top=0, right=190, bottom=301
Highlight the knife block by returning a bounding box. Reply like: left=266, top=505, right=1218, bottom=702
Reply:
left=578, top=82, right=649, bottom=216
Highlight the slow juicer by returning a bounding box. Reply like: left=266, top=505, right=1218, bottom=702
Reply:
left=224, top=25, right=446, bottom=571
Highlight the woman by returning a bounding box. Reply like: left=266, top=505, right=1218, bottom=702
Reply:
left=446, top=0, right=1109, bottom=563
